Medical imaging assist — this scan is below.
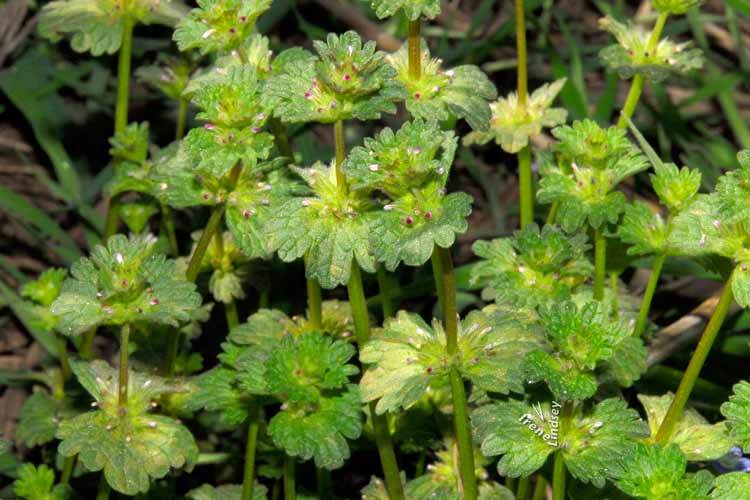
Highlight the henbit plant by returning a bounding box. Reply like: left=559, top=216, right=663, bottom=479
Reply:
left=10, top=0, right=750, bottom=499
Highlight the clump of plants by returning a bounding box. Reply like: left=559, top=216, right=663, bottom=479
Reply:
left=5, top=0, right=750, bottom=499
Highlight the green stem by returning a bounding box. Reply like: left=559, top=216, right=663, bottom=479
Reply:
left=186, top=206, right=225, bottom=282
left=348, top=265, right=405, bottom=500
left=655, top=273, right=735, bottom=443
left=271, top=118, right=294, bottom=160
left=259, top=289, right=270, bottom=309
left=431, top=248, right=447, bottom=316
left=634, top=253, right=666, bottom=337
left=408, top=19, right=421, bottom=80
left=518, top=146, right=533, bottom=228
left=284, top=456, right=296, bottom=500
left=306, top=276, right=323, bottom=329
left=546, top=201, right=558, bottom=225
left=450, top=368, right=477, bottom=499
left=95, top=474, right=110, bottom=500
left=226, top=300, right=239, bottom=329
left=376, top=265, right=394, bottom=318
left=514, top=0, right=528, bottom=106
left=78, top=329, right=96, bottom=360
left=115, top=18, right=134, bottom=134
left=176, top=98, right=188, bottom=140
left=517, top=476, right=530, bottom=500
left=316, top=468, right=332, bottom=499
left=60, top=456, right=75, bottom=485
left=58, top=334, right=71, bottom=382
left=610, top=272, right=620, bottom=319
left=161, top=203, right=179, bottom=256
left=432, top=245, right=477, bottom=499
left=616, top=12, right=668, bottom=128
left=334, top=120, right=347, bottom=192
left=506, top=478, right=517, bottom=492
left=551, top=451, right=566, bottom=500
left=531, top=476, right=547, bottom=500
left=118, top=323, right=130, bottom=410
left=241, top=407, right=261, bottom=500
left=593, top=228, right=606, bottom=301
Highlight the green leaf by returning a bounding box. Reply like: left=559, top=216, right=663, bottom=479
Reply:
left=266, top=32, right=403, bottom=124
left=56, top=361, right=198, bottom=496
left=187, top=483, right=268, bottom=500
left=471, top=224, right=592, bottom=309
left=716, top=150, right=750, bottom=225
left=181, top=64, right=274, bottom=178
left=603, top=336, right=648, bottom=388
left=653, top=0, right=704, bottom=15
left=39, top=0, right=185, bottom=56
left=360, top=309, right=542, bottom=414
left=136, top=54, right=194, bottom=101
left=640, top=393, right=733, bottom=461
left=365, top=0, right=440, bottom=21
left=174, top=0, right=271, bottom=55
left=618, top=202, right=669, bottom=256
left=265, top=333, right=359, bottom=404
left=465, top=79, right=568, bottom=153
left=16, top=392, right=76, bottom=448
left=50, top=234, right=202, bottom=336
left=598, top=16, right=704, bottom=82
left=266, top=162, right=377, bottom=288
left=268, top=384, right=363, bottom=469
left=13, top=464, right=71, bottom=500
left=712, top=472, right=750, bottom=500
left=110, top=122, right=149, bottom=165
left=187, top=366, right=251, bottom=426
left=117, top=200, right=159, bottom=234
left=613, top=443, right=713, bottom=499
left=721, top=380, right=750, bottom=453
left=21, top=268, right=67, bottom=308
left=733, top=263, right=750, bottom=309
left=343, top=120, right=457, bottom=200
left=525, top=350, right=599, bottom=401
left=388, top=40, right=497, bottom=131
left=370, top=189, right=472, bottom=270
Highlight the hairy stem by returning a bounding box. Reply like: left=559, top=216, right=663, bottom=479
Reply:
left=176, top=98, right=188, bottom=140
left=655, top=273, right=735, bottom=443
left=115, top=18, right=134, bottom=135
left=306, top=276, right=323, bottom=329
left=593, top=228, right=607, bottom=301
left=96, top=474, right=110, bottom=500
left=334, top=120, right=347, bottom=192
left=58, top=334, right=71, bottom=382
left=284, top=456, right=296, bottom=500
left=616, top=12, right=668, bottom=128
left=514, top=0, right=528, bottom=105
left=226, top=300, right=239, bottom=330
left=348, top=265, right=405, bottom=499
left=241, top=406, right=261, bottom=500
left=408, top=19, right=421, bottom=80
left=517, top=476, right=530, bottom=500
left=60, top=456, right=75, bottom=485
left=186, top=207, right=226, bottom=282
left=531, top=476, right=547, bottom=500
left=551, top=451, right=566, bottom=500
left=161, top=203, right=179, bottom=256
left=118, top=323, right=130, bottom=411
left=78, top=329, right=96, bottom=360
left=376, top=265, right=394, bottom=318
left=634, top=253, right=666, bottom=337
left=432, top=245, right=477, bottom=499
left=316, top=468, right=332, bottom=499
left=546, top=201, right=558, bottom=225
left=271, top=118, right=294, bottom=160
left=518, top=146, right=533, bottom=228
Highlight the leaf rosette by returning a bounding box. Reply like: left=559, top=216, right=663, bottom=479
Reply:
left=266, top=31, right=403, bottom=124
left=38, top=0, right=186, bottom=56
left=266, top=161, right=378, bottom=289
left=56, top=361, right=198, bottom=495
left=599, top=16, right=703, bottom=82
left=473, top=398, right=648, bottom=485
left=613, top=443, right=714, bottom=499
left=538, top=120, right=648, bottom=231
left=471, top=223, right=592, bottom=309
left=387, top=40, right=497, bottom=131
left=173, top=0, right=271, bottom=55
left=50, top=234, right=202, bottom=336
left=639, top=393, right=732, bottom=461
left=525, top=300, right=635, bottom=401
left=465, top=79, right=568, bottom=153
left=360, top=308, right=544, bottom=414
left=365, top=0, right=441, bottom=21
